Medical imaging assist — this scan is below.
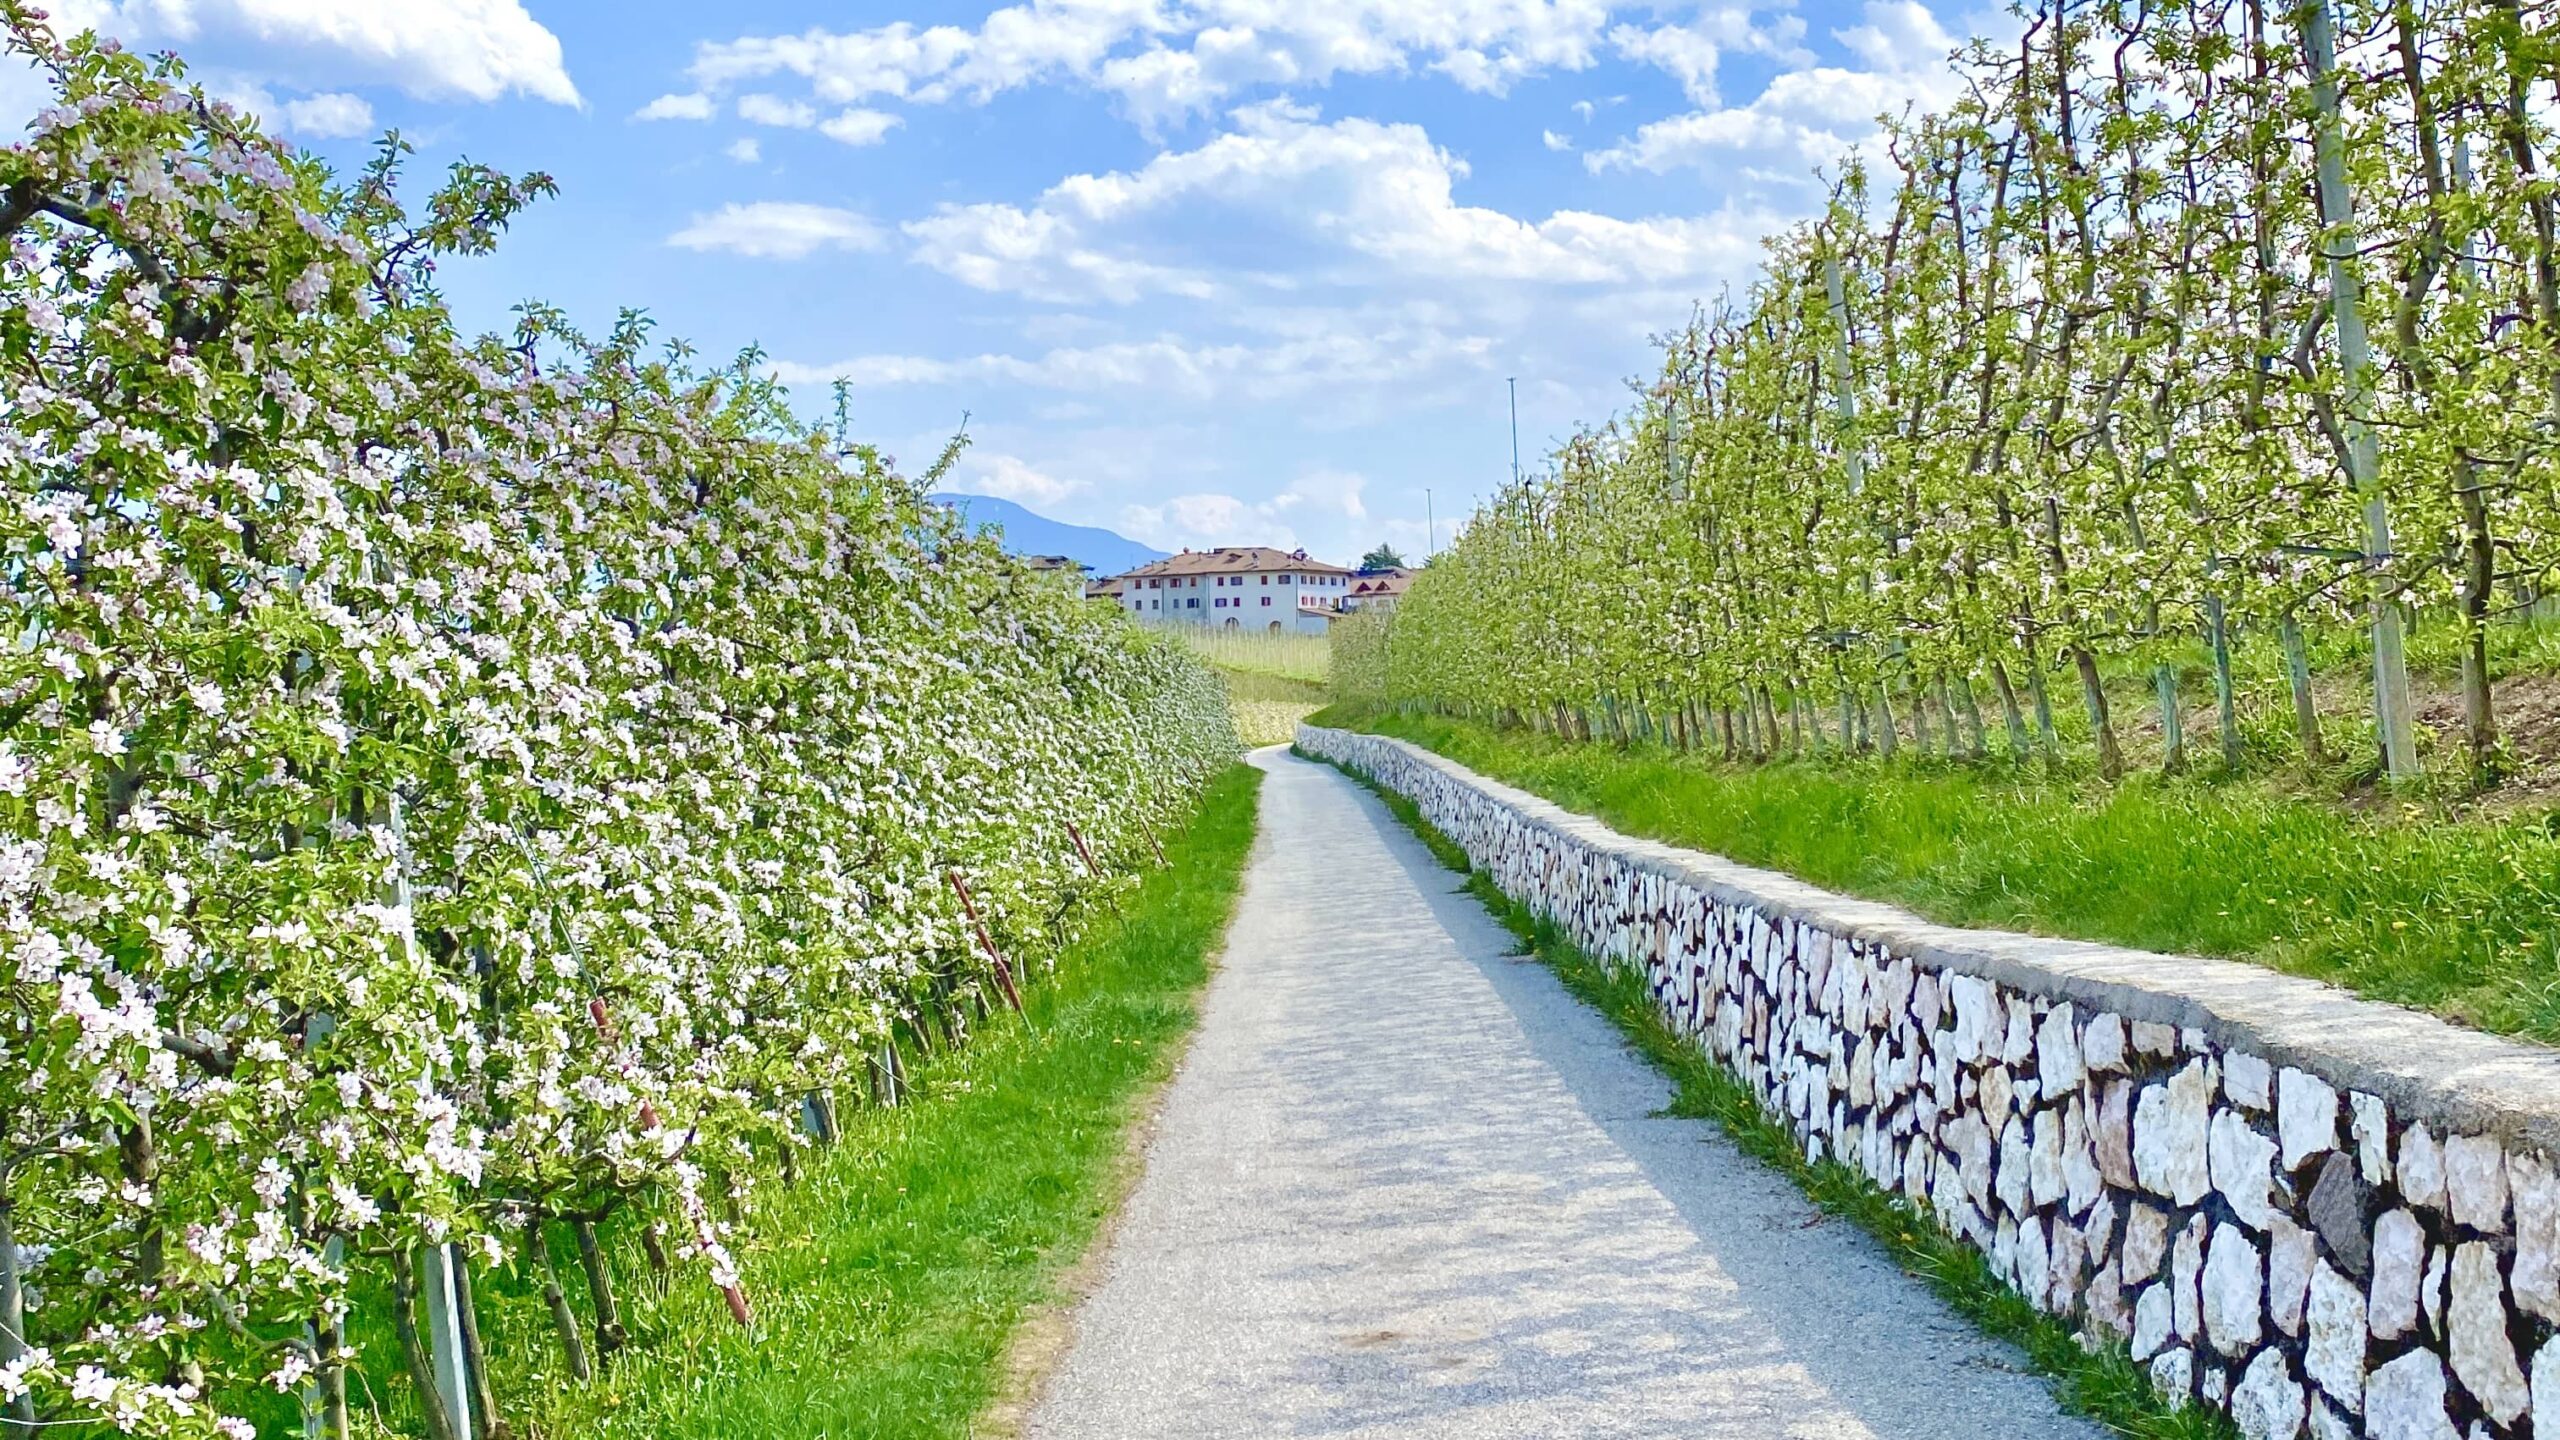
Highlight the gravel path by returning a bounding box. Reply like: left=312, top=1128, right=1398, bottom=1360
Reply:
left=1026, top=747, right=2106, bottom=1439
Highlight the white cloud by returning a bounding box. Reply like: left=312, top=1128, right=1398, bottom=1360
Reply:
left=819, top=108, right=902, bottom=145
left=905, top=102, right=1763, bottom=302
left=1607, top=20, right=1722, bottom=105
left=949, top=452, right=1087, bottom=505
left=738, top=92, right=819, bottom=127
left=668, top=202, right=886, bottom=260
left=280, top=89, right=372, bottom=135
left=906, top=202, right=1219, bottom=303
left=1117, top=467, right=1371, bottom=554
left=636, top=91, right=715, bottom=120
left=673, top=0, right=1619, bottom=129
left=1542, top=127, right=1573, bottom=151
left=1587, top=1, right=1960, bottom=178
left=769, top=323, right=1496, bottom=403
left=726, top=136, right=762, bottom=163
left=85, top=0, right=578, bottom=104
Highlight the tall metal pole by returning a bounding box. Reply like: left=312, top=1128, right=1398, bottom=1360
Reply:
left=1425, top=488, right=1434, bottom=557
left=2299, top=0, right=2418, bottom=780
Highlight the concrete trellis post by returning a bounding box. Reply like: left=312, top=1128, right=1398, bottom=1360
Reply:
left=420, top=1243, right=477, bottom=1440
left=2299, top=0, right=2420, bottom=781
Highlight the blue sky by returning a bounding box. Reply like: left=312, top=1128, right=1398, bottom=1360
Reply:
left=32, top=0, right=1990, bottom=566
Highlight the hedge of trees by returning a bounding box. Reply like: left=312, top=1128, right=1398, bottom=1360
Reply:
left=1343, top=0, right=2560, bottom=787
left=0, top=14, right=1237, bottom=1437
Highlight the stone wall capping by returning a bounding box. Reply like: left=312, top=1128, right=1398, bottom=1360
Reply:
left=1329, top=729, right=2560, bottom=1158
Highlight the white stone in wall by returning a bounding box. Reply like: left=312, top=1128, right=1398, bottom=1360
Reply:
left=1948, top=974, right=1993, bottom=1065
left=2151, top=1346, right=2195, bottom=1401
left=2533, top=1336, right=2560, bottom=1437
left=2401, top=1125, right=2447, bottom=1211
left=2442, top=1135, right=2509, bottom=1235
left=1980, top=1064, right=2015, bottom=1134
left=2135, top=1061, right=2214, bottom=1206
left=2063, top=1101, right=2104, bottom=1216
left=2269, top=1215, right=2316, bottom=1337
left=2363, top=1350, right=2460, bottom=1440
left=2084, top=1011, right=2128, bottom=1074
left=2203, top=1222, right=2266, bottom=1355
left=2373, top=1212, right=2426, bottom=1340
left=2350, top=1091, right=2392, bottom=1186
left=2173, top=1216, right=2207, bottom=1341
left=2097, top=1079, right=2136, bottom=1189
left=2445, top=1241, right=2528, bottom=1424
left=2230, top=1348, right=2307, bottom=1440
left=2225, top=1051, right=2274, bottom=1111
left=2086, top=1261, right=2128, bottom=1337
left=2309, top=1399, right=2356, bottom=1440
left=2421, top=1244, right=2447, bottom=1337
left=2512, top=1151, right=2560, bottom=1322
left=2031, top=1106, right=2067, bottom=1207
left=2131, top=1280, right=2174, bottom=1360
left=1948, top=1111, right=1993, bottom=1209
left=2306, top=1258, right=2368, bottom=1410
left=2004, top=1003, right=2036, bottom=1067
left=2277, top=1068, right=2339, bottom=1172
left=2211, top=1107, right=2281, bottom=1231
left=2026, top=1003, right=2078, bottom=1098
left=2017, top=1215, right=2052, bottom=1311
left=1995, top=1214, right=2020, bottom=1285
left=2124, top=1202, right=2171, bottom=1284
left=2133, top=1019, right=2178, bottom=1057
left=2084, top=1189, right=2120, bottom=1278
left=2049, top=1218, right=2086, bottom=1315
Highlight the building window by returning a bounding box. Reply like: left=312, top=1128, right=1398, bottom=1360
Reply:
left=1261, top=596, right=1271, bottom=606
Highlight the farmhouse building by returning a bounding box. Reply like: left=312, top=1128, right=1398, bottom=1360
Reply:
left=1108, top=547, right=1354, bottom=634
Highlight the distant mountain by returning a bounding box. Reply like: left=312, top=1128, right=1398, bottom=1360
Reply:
left=930, top=493, right=1168, bottom=577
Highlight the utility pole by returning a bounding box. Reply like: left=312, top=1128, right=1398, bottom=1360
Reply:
left=1425, top=488, right=1435, bottom=557
left=2299, top=0, right=2418, bottom=780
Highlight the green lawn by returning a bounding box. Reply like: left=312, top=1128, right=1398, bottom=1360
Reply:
left=1312, top=704, right=2560, bottom=1046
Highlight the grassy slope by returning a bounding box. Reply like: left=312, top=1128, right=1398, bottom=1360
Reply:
left=1311, top=753, right=2233, bottom=1440
left=1312, top=704, right=2560, bottom=1046
left=521, top=762, right=1262, bottom=1439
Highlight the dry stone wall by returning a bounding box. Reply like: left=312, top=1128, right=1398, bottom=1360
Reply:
left=1299, top=724, right=2560, bottom=1440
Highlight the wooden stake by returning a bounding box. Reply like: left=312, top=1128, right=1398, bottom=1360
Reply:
left=946, top=870, right=1025, bottom=1015
left=1064, top=821, right=1103, bottom=879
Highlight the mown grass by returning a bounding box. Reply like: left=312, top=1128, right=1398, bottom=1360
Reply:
left=1305, top=749, right=2234, bottom=1440
left=1222, top=668, right=1329, bottom=746
left=1147, top=621, right=1330, bottom=684
left=231, top=764, right=1262, bottom=1440
left=1310, top=704, right=2560, bottom=1045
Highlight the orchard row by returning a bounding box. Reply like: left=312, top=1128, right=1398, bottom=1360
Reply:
left=0, top=17, right=1237, bottom=1438
left=1346, top=0, right=2558, bottom=784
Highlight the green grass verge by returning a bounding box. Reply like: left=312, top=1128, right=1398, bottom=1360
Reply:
left=1309, top=703, right=2560, bottom=1046
left=1299, top=746, right=2234, bottom=1440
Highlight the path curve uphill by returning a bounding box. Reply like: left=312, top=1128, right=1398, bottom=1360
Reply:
left=1028, top=748, right=2104, bottom=1439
